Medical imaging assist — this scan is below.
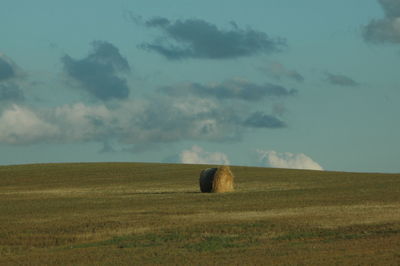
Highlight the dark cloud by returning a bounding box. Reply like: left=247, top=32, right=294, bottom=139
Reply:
left=0, top=83, right=24, bottom=102
left=0, top=57, right=16, bottom=81
left=363, top=0, right=400, bottom=43
left=62, top=41, right=131, bottom=101
left=140, top=17, right=286, bottom=60
left=243, top=112, right=286, bottom=128
left=258, top=62, right=304, bottom=82
left=0, top=55, right=24, bottom=103
left=159, top=79, right=297, bottom=101
left=325, top=73, right=359, bottom=87
left=378, top=0, right=400, bottom=18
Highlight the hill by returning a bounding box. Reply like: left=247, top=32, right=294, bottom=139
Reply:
left=0, top=163, right=399, bottom=265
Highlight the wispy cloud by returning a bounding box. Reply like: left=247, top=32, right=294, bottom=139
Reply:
left=258, top=61, right=304, bottom=82
left=138, top=17, right=286, bottom=60
left=243, top=112, right=286, bottom=128
left=325, top=72, right=359, bottom=87
left=159, top=79, right=297, bottom=101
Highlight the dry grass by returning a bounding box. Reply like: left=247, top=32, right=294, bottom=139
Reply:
left=173, top=203, right=400, bottom=228
left=0, top=162, right=400, bottom=265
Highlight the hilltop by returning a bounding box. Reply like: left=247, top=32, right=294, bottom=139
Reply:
left=1, top=163, right=399, bottom=265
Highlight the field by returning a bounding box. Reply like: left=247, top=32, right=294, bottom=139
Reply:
left=0, top=163, right=400, bottom=265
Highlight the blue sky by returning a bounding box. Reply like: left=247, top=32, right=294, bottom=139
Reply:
left=1, top=0, right=399, bottom=172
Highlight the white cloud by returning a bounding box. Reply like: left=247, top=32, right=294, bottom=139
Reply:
left=171, top=95, right=218, bottom=116
left=0, top=103, right=114, bottom=145
left=0, top=104, right=59, bottom=144
left=257, top=149, right=323, bottom=170
left=52, top=103, right=112, bottom=141
left=180, top=145, right=230, bottom=165
left=393, top=17, right=400, bottom=32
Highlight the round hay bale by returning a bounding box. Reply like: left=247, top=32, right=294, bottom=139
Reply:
left=199, top=168, right=217, bottom=193
left=212, top=166, right=234, bottom=193
left=199, top=166, right=234, bottom=193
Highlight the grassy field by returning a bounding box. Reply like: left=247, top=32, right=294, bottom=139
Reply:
left=0, top=162, right=400, bottom=265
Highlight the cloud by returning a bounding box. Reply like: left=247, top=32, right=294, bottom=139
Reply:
left=257, top=150, right=323, bottom=170
left=0, top=96, right=235, bottom=146
left=325, top=72, right=359, bottom=87
left=0, top=96, right=241, bottom=146
left=0, top=105, right=59, bottom=145
left=377, top=0, right=400, bottom=18
left=159, top=79, right=297, bottom=101
left=0, top=76, right=295, bottom=147
left=50, top=103, right=113, bottom=142
left=139, top=17, right=286, bottom=60
left=0, top=83, right=24, bottom=103
left=0, top=54, right=25, bottom=103
left=0, top=103, right=115, bottom=145
left=243, top=112, right=286, bottom=128
left=117, top=96, right=243, bottom=145
left=258, top=62, right=304, bottom=82
left=0, top=55, right=16, bottom=81
left=180, top=145, right=230, bottom=165
left=363, top=0, right=400, bottom=43
left=62, top=41, right=131, bottom=101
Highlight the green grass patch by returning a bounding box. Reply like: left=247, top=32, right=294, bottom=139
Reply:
left=71, top=231, right=186, bottom=249
left=274, top=223, right=400, bottom=242
left=184, top=235, right=248, bottom=252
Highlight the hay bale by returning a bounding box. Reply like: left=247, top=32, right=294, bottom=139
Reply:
left=199, top=166, right=234, bottom=193
left=212, top=166, right=234, bottom=193
left=199, top=168, right=217, bottom=193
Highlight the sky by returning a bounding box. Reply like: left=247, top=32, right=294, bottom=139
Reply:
left=1, top=0, right=400, bottom=173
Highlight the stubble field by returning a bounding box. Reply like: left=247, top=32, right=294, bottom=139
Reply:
left=0, top=162, right=399, bottom=265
